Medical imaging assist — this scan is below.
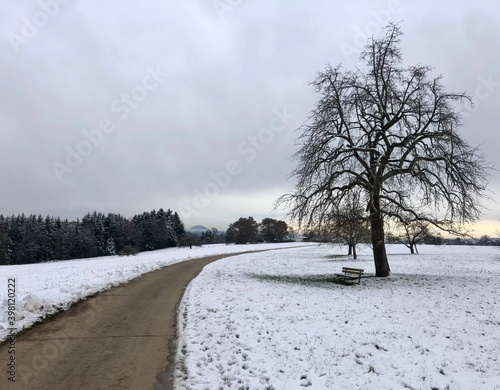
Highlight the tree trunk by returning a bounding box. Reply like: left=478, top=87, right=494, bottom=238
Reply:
left=409, top=242, right=415, bottom=254
left=347, top=244, right=352, bottom=255
left=370, top=211, right=390, bottom=277
left=352, top=243, right=357, bottom=260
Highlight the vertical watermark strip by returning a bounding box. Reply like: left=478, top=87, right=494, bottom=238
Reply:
left=6, top=277, right=17, bottom=383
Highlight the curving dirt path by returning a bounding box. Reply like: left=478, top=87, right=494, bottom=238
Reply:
left=0, top=252, right=256, bottom=390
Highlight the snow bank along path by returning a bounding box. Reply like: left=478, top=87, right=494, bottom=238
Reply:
left=1, top=254, right=257, bottom=389
left=0, top=242, right=311, bottom=343
left=174, top=244, right=500, bottom=390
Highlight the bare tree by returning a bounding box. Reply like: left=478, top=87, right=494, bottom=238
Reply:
left=303, top=226, right=334, bottom=243
left=392, top=217, right=431, bottom=254
left=278, top=23, right=491, bottom=277
left=327, top=192, right=370, bottom=259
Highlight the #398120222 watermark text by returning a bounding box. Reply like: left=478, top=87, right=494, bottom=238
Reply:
left=5, top=278, right=17, bottom=383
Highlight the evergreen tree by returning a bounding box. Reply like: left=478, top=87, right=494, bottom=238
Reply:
left=0, top=207, right=186, bottom=264
left=0, top=215, right=13, bottom=265
left=105, top=237, right=116, bottom=256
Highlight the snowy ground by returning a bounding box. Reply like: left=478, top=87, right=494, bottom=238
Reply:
left=0, top=242, right=310, bottom=342
left=174, top=244, right=500, bottom=390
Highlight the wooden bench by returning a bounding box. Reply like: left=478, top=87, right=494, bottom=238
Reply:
left=335, top=267, right=364, bottom=284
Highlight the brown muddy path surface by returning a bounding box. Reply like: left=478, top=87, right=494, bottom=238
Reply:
left=0, top=252, right=254, bottom=390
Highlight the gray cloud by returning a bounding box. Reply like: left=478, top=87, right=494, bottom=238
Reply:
left=1, top=0, right=499, bottom=231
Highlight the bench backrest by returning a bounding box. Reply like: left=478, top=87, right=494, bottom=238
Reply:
left=342, top=267, right=364, bottom=275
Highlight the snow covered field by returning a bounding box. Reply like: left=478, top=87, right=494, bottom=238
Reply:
left=0, top=242, right=310, bottom=342
left=174, top=244, right=500, bottom=390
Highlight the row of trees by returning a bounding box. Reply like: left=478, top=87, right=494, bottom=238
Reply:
left=307, top=214, right=498, bottom=257
left=178, top=228, right=226, bottom=248
left=0, top=209, right=185, bottom=265
left=302, top=195, right=442, bottom=258
left=452, top=235, right=500, bottom=246
left=225, top=217, right=290, bottom=244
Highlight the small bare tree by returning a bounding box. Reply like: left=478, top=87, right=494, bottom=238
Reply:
left=392, top=217, right=430, bottom=254
left=278, top=23, right=491, bottom=276
left=326, top=192, right=370, bottom=259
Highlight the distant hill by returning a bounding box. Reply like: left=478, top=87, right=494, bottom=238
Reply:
left=187, top=225, right=210, bottom=234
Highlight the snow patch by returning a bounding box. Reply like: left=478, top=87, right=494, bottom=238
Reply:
left=21, top=294, right=44, bottom=312
left=174, top=244, right=500, bottom=389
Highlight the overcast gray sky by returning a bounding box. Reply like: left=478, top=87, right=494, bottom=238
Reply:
left=1, top=0, right=499, bottom=233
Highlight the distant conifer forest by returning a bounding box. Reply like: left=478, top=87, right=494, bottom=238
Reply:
left=0, top=209, right=185, bottom=265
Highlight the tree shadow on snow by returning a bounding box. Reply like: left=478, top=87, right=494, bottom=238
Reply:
left=323, top=254, right=352, bottom=261
left=246, top=272, right=356, bottom=287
